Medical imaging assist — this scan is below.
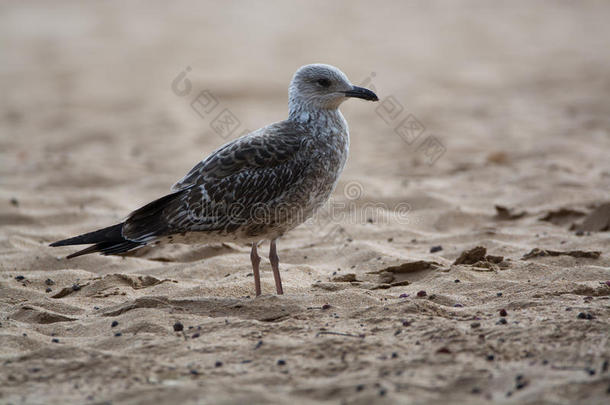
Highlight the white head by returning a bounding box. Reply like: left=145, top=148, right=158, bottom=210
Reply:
left=288, top=64, right=378, bottom=118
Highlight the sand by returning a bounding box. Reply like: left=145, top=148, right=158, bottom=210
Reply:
left=1, top=1, right=609, bottom=404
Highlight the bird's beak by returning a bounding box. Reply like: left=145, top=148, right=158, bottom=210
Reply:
left=343, top=86, right=379, bottom=101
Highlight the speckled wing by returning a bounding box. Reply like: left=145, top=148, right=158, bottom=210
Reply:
left=122, top=122, right=308, bottom=242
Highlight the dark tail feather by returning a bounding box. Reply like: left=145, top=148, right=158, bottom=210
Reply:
left=50, top=223, right=143, bottom=259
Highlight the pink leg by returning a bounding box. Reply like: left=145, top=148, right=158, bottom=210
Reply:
left=269, top=239, right=283, bottom=295
left=250, top=242, right=261, bottom=296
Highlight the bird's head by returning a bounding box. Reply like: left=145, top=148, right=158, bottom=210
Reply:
left=288, top=64, right=378, bottom=115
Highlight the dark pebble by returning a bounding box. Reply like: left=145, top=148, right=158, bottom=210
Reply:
left=585, top=368, right=596, bottom=376
left=51, top=338, right=59, bottom=343
left=575, top=230, right=584, bottom=236
left=516, top=381, right=528, bottom=390
left=399, top=293, right=408, bottom=298
left=416, top=290, right=427, bottom=297
left=437, top=347, right=452, bottom=354
left=321, top=304, right=331, bottom=310
left=45, top=287, right=52, bottom=293
left=499, top=309, right=508, bottom=317
left=602, top=360, right=608, bottom=373
left=356, top=384, right=365, bottom=392
left=402, top=320, right=411, bottom=327
left=430, top=245, right=443, bottom=253
left=45, top=278, right=55, bottom=286
left=111, top=321, right=119, bottom=328
left=497, top=318, right=507, bottom=325
left=215, top=361, right=223, bottom=367
left=189, top=369, right=199, bottom=375
left=191, top=333, right=200, bottom=339
left=10, top=197, right=19, bottom=207
left=173, top=322, right=184, bottom=332
left=254, top=340, right=263, bottom=349
left=471, top=387, right=481, bottom=394
left=577, top=312, right=594, bottom=320
left=387, top=238, right=393, bottom=242
left=114, top=332, right=122, bottom=337
left=454, top=303, right=463, bottom=307
left=470, top=322, right=481, bottom=329
left=497, top=292, right=503, bottom=297
left=277, top=359, right=286, bottom=366
left=454, top=279, right=460, bottom=283
left=72, top=284, right=81, bottom=291
left=379, top=389, right=386, bottom=396
left=15, top=275, right=25, bottom=281
left=486, top=354, right=495, bottom=361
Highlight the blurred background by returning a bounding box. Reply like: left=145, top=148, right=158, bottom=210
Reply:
left=1, top=0, right=609, bottom=232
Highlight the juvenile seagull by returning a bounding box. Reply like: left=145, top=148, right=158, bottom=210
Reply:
left=50, top=64, right=378, bottom=296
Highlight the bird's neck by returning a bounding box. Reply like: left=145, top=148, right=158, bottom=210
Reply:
left=288, top=104, right=348, bottom=134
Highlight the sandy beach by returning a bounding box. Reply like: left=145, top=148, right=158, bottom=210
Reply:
left=1, top=1, right=609, bottom=404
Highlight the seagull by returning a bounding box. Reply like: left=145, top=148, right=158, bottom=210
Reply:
left=50, top=64, right=378, bottom=296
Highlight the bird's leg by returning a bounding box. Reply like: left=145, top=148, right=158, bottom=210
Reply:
left=269, top=239, right=284, bottom=295
left=250, top=242, right=262, bottom=297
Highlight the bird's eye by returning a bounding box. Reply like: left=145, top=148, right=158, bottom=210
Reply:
left=317, top=78, right=331, bottom=88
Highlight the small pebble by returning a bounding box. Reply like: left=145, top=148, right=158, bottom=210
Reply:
left=45, top=279, right=55, bottom=286
left=454, top=279, right=460, bottom=283
left=470, top=322, right=481, bottom=329
left=173, top=322, right=184, bottom=332
left=497, top=318, right=507, bottom=325
left=321, top=304, right=331, bottom=310
left=499, top=309, right=508, bottom=317
left=453, top=303, right=463, bottom=308
left=114, top=332, right=122, bottom=337
left=191, top=333, right=200, bottom=339
left=497, top=292, right=503, bottom=297
left=430, top=245, right=443, bottom=253
left=214, top=361, right=223, bottom=367
left=15, top=275, right=25, bottom=281
left=51, top=338, right=59, bottom=343
left=402, top=320, right=411, bottom=327
left=391, top=352, right=398, bottom=359
left=45, top=288, right=52, bottom=293
left=277, top=359, right=286, bottom=366
left=416, top=290, right=427, bottom=297
left=189, top=369, right=199, bottom=375
left=254, top=340, right=263, bottom=349
left=577, top=312, right=594, bottom=320
left=399, top=293, right=408, bottom=298
left=486, top=354, right=495, bottom=361
left=356, top=384, right=364, bottom=392
left=111, top=321, right=119, bottom=328
left=72, top=284, right=81, bottom=291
